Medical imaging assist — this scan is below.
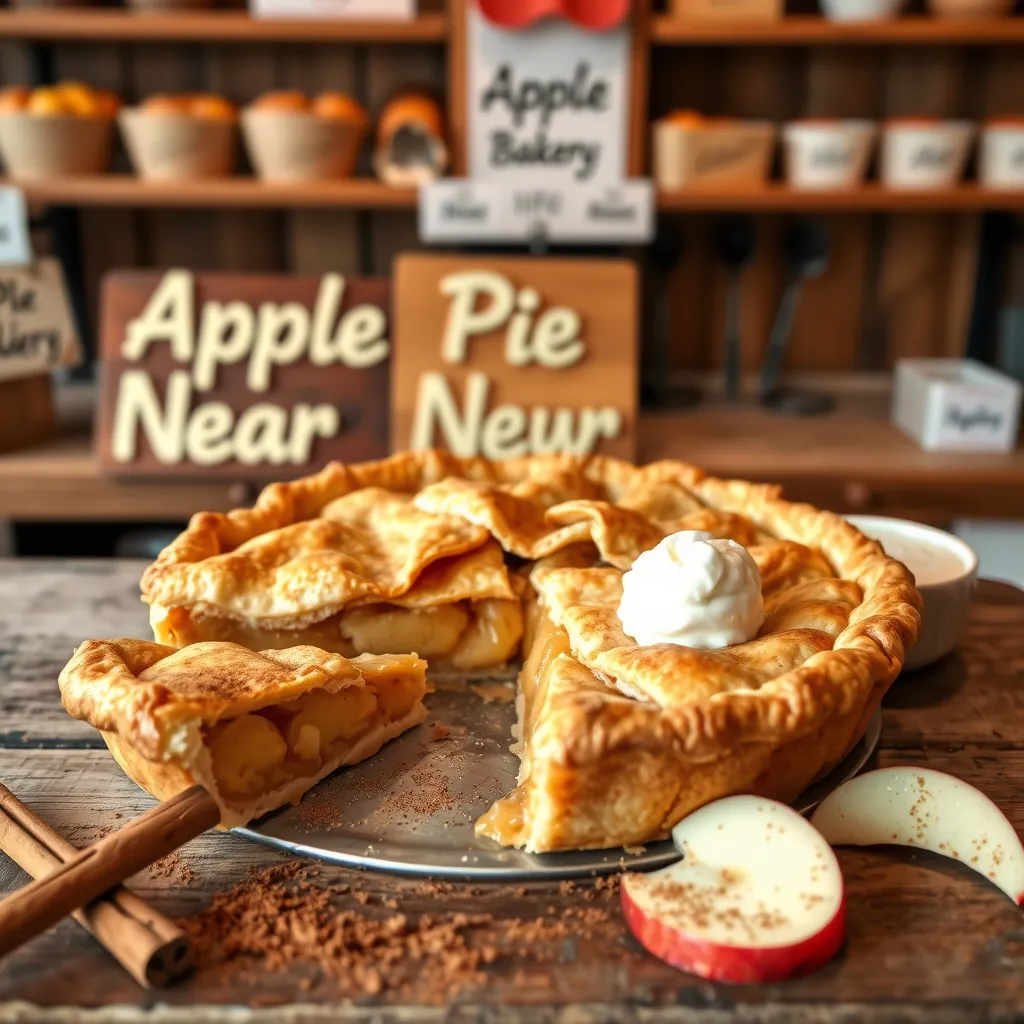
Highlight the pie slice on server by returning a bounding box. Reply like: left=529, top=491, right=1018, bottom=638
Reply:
left=58, top=639, right=427, bottom=828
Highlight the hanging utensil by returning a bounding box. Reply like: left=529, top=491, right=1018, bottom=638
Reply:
left=715, top=217, right=757, bottom=402
left=642, top=221, right=701, bottom=409
left=759, top=219, right=834, bottom=416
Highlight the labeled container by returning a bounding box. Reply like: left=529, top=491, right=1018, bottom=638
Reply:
left=979, top=119, right=1024, bottom=189
left=880, top=119, right=973, bottom=189
left=121, top=108, right=237, bottom=180
left=821, top=0, right=904, bottom=20
left=892, top=358, right=1023, bottom=453
left=654, top=114, right=776, bottom=189
left=782, top=120, right=876, bottom=189
left=0, top=113, right=115, bottom=179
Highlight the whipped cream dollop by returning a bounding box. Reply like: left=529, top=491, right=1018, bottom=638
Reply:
left=617, top=530, right=764, bottom=650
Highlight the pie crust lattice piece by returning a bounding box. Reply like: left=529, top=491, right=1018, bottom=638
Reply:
left=70, top=451, right=920, bottom=851
left=58, top=639, right=427, bottom=829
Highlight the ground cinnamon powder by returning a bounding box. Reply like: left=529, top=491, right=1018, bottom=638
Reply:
left=177, top=863, right=623, bottom=1002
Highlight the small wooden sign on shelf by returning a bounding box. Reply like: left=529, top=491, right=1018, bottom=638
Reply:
left=391, top=253, right=638, bottom=459
left=96, top=270, right=391, bottom=478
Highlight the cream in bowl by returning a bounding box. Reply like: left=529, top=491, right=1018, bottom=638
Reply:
left=847, top=515, right=978, bottom=672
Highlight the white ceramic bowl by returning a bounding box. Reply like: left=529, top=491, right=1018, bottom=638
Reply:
left=821, top=0, right=903, bottom=21
left=880, top=121, right=974, bottom=189
left=120, top=109, right=237, bottom=180
left=782, top=120, right=876, bottom=189
left=846, top=515, right=978, bottom=672
left=979, top=125, right=1024, bottom=189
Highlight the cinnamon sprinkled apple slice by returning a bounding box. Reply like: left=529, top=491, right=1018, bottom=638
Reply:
left=811, top=767, right=1024, bottom=906
left=621, top=796, right=846, bottom=984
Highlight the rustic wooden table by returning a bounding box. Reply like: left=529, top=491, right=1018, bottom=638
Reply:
left=1, top=560, right=1023, bottom=1023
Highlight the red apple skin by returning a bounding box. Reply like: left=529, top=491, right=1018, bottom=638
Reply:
left=621, top=883, right=847, bottom=985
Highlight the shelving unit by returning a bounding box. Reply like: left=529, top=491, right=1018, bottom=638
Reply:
left=0, top=9, right=447, bottom=43
left=7, top=178, right=1024, bottom=211
left=650, top=14, right=1024, bottom=45
left=4, top=396, right=1022, bottom=522
left=0, top=3, right=1021, bottom=526
left=5, top=177, right=418, bottom=209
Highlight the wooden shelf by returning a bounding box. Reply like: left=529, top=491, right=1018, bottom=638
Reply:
left=8, top=178, right=1023, bottom=212
left=651, top=14, right=1024, bottom=44
left=2, top=404, right=1023, bottom=522
left=0, top=9, right=446, bottom=43
left=6, top=176, right=417, bottom=209
left=657, top=184, right=1024, bottom=212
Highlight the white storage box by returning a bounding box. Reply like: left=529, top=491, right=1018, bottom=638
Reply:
left=892, top=358, right=1023, bottom=453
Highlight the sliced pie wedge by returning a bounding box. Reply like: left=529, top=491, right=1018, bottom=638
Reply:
left=58, top=639, right=427, bottom=828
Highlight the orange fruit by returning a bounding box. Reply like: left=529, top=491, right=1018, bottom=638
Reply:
left=253, top=90, right=308, bottom=112
left=190, top=94, right=236, bottom=120
left=667, top=109, right=705, bottom=127
left=93, top=89, right=121, bottom=118
left=26, top=88, right=70, bottom=116
left=56, top=82, right=98, bottom=116
left=311, top=91, right=367, bottom=122
left=142, top=94, right=189, bottom=115
left=0, top=86, right=29, bottom=113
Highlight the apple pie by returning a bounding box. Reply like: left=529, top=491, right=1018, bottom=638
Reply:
left=58, top=639, right=427, bottom=828
left=120, top=451, right=919, bottom=847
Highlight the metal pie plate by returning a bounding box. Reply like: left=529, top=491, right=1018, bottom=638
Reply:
left=235, top=685, right=881, bottom=881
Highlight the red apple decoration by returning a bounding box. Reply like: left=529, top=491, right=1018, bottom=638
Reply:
left=811, top=767, right=1024, bottom=905
left=621, top=796, right=846, bottom=984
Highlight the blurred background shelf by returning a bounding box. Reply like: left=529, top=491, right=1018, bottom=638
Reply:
left=2, top=382, right=1021, bottom=523
left=7, top=178, right=1024, bottom=211
left=0, top=9, right=447, bottom=43
left=651, top=15, right=1024, bottom=45
left=5, top=176, right=418, bottom=209
left=657, top=185, right=1024, bottom=212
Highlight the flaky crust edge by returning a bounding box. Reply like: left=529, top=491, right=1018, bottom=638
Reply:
left=139, top=451, right=714, bottom=606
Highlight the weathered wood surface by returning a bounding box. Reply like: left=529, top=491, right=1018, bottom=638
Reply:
left=1, top=562, right=1024, bottom=1022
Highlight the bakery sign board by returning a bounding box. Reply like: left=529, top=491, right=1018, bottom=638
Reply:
left=420, top=0, right=653, bottom=244
left=0, top=258, right=80, bottom=383
left=391, top=253, right=637, bottom=460
left=96, top=270, right=391, bottom=478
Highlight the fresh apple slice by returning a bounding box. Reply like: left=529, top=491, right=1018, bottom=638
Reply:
left=810, top=767, right=1024, bottom=906
left=621, top=796, right=846, bottom=984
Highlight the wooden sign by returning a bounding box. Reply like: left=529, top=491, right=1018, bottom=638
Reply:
left=96, top=270, right=390, bottom=478
left=0, top=258, right=80, bottom=383
left=391, top=254, right=637, bottom=460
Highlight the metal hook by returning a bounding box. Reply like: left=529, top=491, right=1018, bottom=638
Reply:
left=529, top=220, right=550, bottom=257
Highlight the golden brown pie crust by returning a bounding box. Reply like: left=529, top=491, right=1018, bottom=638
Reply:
left=92, top=451, right=919, bottom=848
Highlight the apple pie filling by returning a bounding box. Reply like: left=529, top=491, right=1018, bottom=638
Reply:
left=153, top=597, right=524, bottom=672
left=202, top=666, right=426, bottom=804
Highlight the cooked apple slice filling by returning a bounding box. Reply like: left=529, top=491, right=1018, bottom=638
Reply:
left=155, top=598, right=524, bottom=673
left=203, top=671, right=425, bottom=803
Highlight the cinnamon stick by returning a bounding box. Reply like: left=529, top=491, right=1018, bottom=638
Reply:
left=0, top=784, right=194, bottom=987
left=0, top=785, right=220, bottom=962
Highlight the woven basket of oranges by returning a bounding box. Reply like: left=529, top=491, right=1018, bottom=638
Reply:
left=0, top=83, right=119, bottom=179
left=121, top=94, right=238, bottom=180
left=241, top=91, right=368, bottom=182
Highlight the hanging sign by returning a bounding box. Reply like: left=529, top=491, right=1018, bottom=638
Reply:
left=466, top=3, right=631, bottom=186
left=96, top=270, right=391, bottom=478
left=420, top=179, right=653, bottom=243
left=421, top=0, right=652, bottom=245
left=0, top=258, right=80, bottom=383
left=391, top=253, right=637, bottom=459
